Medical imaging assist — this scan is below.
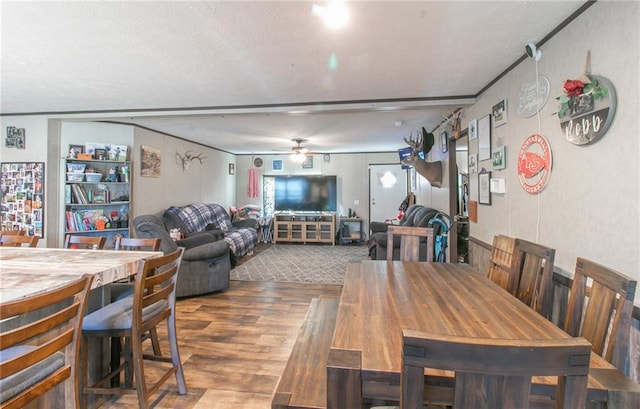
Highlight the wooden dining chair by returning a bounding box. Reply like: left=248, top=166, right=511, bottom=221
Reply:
left=81, top=247, right=187, bottom=409
left=114, top=237, right=161, bottom=251
left=512, top=238, right=556, bottom=320
left=486, top=234, right=516, bottom=293
left=0, top=275, right=93, bottom=409
left=564, top=257, right=637, bottom=374
left=401, top=330, right=591, bottom=409
left=0, top=234, right=39, bottom=247
left=64, top=234, right=106, bottom=250
left=386, top=225, right=434, bottom=262
left=0, top=230, right=25, bottom=236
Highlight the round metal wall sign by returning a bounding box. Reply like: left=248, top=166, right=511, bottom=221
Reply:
left=517, top=75, right=550, bottom=118
left=517, top=134, right=553, bottom=195
left=558, top=75, right=616, bottom=145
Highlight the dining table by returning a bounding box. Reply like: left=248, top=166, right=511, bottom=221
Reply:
left=0, top=246, right=160, bottom=302
left=327, top=260, right=640, bottom=409
left=0, top=246, right=161, bottom=409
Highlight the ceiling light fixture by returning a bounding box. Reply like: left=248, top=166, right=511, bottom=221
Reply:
left=290, top=152, right=307, bottom=163
left=312, top=1, right=350, bottom=29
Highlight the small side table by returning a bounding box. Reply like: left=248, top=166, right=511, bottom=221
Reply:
left=339, top=217, right=363, bottom=245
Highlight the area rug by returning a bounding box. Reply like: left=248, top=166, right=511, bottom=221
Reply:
left=231, top=244, right=369, bottom=285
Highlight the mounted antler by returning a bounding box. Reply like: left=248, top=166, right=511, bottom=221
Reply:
left=402, top=129, right=443, bottom=188
left=175, top=150, right=208, bottom=171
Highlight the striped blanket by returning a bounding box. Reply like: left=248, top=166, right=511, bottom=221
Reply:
left=165, top=203, right=257, bottom=258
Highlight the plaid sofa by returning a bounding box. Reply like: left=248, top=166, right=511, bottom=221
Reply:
left=164, top=203, right=258, bottom=260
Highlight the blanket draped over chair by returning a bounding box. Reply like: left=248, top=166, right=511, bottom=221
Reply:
left=165, top=203, right=258, bottom=259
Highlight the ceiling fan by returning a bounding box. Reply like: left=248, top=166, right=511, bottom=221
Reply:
left=290, top=138, right=311, bottom=162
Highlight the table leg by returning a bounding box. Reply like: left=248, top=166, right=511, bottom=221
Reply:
left=327, top=348, right=362, bottom=409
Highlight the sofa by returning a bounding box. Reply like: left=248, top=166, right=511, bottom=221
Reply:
left=133, top=212, right=231, bottom=297
left=162, top=203, right=259, bottom=262
left=369, top=204, right=443, bottom=261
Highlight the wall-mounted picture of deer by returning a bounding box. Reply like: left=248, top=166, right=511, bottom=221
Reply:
left=402, top=127, right=443, bottom=188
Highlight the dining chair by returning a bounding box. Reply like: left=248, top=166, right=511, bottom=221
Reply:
left=64, top=234, right=107, bottom=250
left=512, top=238, right=556, bottom=320
left=80, top=247, right=187, bottom=409
left=0, top=230, right=25, bottom=236
left=0, top=274, right=93, bottom=409
left=0, top=234, right=39, bottom=247
left=401, top=330, right=591, bottom=409
left=111, top=236, right=163, bottom=361
left=564, top=257, right=637, bottom=374
left=114, top=237, right=161, bottom=251
left=486, top=234, right=516, bottom=293
left=386, top=225, right=434, bottom=262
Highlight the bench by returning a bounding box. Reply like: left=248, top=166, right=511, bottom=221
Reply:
left=272, top=297, right=340, bottom=409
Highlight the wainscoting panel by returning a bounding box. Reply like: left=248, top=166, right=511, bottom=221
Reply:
left=468, top=236, right=640, bottom=382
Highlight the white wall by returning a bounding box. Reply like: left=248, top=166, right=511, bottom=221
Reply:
left=132, top=127, right=235, bottom=216
left=436, top=2, right=640, bottom=303
left=235, top=152, right=399, bottom=238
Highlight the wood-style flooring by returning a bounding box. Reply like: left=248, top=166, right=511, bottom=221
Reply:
left=96, top=280, right=342, bottom=409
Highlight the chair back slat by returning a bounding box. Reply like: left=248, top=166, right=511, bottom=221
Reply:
left=401, top=330, right=591, bottom=409
left=487, top=235, right=516, bottom=293
left=512, top=239, right=555, bottom=319
left=0, top=235, right=39, bottom=247
left=0, top=230, right=25, bottom=236
left=114, top=237, right=161, bottom=251
left=564, top=257, right=637, bottom=373
left=386, top=225, right=434, bottom=262
left=64, top=234, right=106, bottom=250
left=0, top=275, right=92, bottom=409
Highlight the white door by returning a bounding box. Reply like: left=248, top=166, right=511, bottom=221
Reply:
left=369, top=164, right=408, bottom=225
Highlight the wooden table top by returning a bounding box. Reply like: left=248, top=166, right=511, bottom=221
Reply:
left=330, top=260, right=640, bottom=403
left=0, top=247, right=161, bottom=302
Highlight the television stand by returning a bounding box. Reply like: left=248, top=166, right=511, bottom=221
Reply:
left=273, top=212, right=335, bottom=245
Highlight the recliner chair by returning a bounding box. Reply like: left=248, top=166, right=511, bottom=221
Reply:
left=369, top=205, right=442, bottom=260
left=133, top=213, right=231, bottom=297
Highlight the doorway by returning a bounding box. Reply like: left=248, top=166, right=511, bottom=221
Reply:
left=369, top=164, right=408, bottom=229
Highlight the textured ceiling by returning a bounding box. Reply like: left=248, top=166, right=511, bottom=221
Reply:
left=1, top=1, right=588, bottom=154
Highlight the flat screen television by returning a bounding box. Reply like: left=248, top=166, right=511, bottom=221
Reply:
left=274, top=175, right=337, bottom=212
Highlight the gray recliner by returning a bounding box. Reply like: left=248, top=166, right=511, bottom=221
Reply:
left=370, top=204, right=442, bottom=260
left=133, top=213, right=231, bottom=297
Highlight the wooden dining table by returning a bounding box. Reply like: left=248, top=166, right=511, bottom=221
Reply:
left=327, top=260, right=640, bottom=409
left=0, top=246, right=160, bottom=302
left=0, top=246, right=161, bottom=409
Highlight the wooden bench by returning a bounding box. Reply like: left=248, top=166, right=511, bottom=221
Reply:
left=272, top=297, right=340, bottom=409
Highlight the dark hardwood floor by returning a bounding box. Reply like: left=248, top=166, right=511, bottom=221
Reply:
left=97, top=280, right=342, bottom=409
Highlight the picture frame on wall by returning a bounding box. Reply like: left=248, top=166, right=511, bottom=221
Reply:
left=272, top=159, right=283, bottom=171
left=492, top=99, right=508, bottom=127
left=468, top=118, right=478, bottom=141
left=478, top=114, right=492, bottom=161
left=479, top=171, right=491, bottom=205
left=468, top=153, right=478, bottom=174
left=441, top=129, right=448, bottom=153
left=492, top=145, right=506, bottom=170
left=228, top=163, right=235, bottom=175
left=302, top=155, right=313, bottom=169
left=140, top=145, right=161, bottom=177
left=0, top=162, right=45, bottom=237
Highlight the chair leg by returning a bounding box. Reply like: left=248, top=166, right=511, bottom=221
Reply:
left=132, top=331, right=150, bottom=409
left=149, top=328, right=162, bottom=355
left=80, top=336, right=89, bottom=409
left=168, top=313, right=187, bottom=394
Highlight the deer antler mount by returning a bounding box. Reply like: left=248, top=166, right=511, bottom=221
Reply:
left=175, top=151, right=207, bottom=171
left=402, top=129, right=443, bottom=188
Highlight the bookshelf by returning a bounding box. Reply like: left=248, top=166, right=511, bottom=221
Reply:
left=64, top=158, right=131, bottom=248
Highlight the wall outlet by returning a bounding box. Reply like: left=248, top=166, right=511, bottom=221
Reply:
left=354, top=199, right=359, bottom=205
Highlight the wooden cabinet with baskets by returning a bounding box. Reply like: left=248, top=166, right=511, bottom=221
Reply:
left=274, top=213, right=335, bottom=245
left=63, top=158, right=132, bottom=248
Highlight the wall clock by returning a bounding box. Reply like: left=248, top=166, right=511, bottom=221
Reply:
left=253, top=157, right=263, bottom=167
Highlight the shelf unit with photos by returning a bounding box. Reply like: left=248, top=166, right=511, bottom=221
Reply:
left=273, top=212, right=335, bottom=245
left=63, top=158, right=132, bottom=249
